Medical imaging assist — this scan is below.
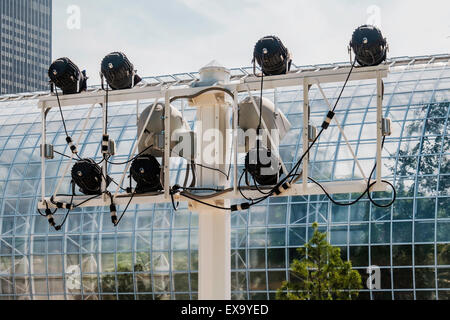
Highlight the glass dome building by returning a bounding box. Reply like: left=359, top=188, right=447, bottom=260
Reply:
left=0, top=54, right=449, bottom=300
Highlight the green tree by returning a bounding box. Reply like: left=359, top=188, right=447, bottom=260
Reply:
left=277, top=223, right=362, bottom=300
left=100, top=253, right=151, bottom=300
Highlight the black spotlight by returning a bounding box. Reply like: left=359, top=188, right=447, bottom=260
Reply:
left=350, top=25, right=388, bottom=67
left=130, top=155, right=162, bottom=193
left=253, top=36, right=292, bottom=76
left=48, top=57, right=87, bottom=95
left=71, top=159, right=111, bottom=195
left=100, top=52, right=142, bottom=90
left=245, top=147, right=281, bottom=186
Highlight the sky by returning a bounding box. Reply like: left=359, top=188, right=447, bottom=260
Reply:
left=53, top=0, right=450, bottom=84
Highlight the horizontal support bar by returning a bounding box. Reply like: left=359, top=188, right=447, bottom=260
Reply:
left=38, top=180, right=388, bottom=209
left=38, top=65, right=389, bottom=110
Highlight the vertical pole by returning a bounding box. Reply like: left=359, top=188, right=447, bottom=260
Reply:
left=41, top=107, right=47, bottom=202
left=233, top=90, right=239, bottom=194
left=302, top=80, right=309, bottom=192
left=376, top=72, right=383, bottom=184
left=196, top=96, right=231, bottom=300
left=101, top=102, right=108, bottom=201
left=164, top=90, right=171, bottom=199
left=136, top=99, right=140, bottom=126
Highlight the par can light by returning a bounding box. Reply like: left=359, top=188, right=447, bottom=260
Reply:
left=350, top=25, right=388, bottom=67
left=101, top=52, right=142, bottom=90
left=130, top=155, right=163, bottom=194
left=71, top=159, right=111, bottom=195
left=253, top=36, right=292, bottom=76
left=245, top=147, right=281, bottom=186
left=48, top=57, right=87, bottom=95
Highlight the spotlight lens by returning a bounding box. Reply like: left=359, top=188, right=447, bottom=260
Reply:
left=245, top=147, right=281, bottom=186
left=101, top=52, right=141, bottom=90
left=131, top=155, right=162, bottom=193
left=48, top=57, right=87, bottom=95
left=71, top=159, right=110, bottom=195
left=350, top=25, right=387, bottom=67
left=253, top=36, right=291, bottom=76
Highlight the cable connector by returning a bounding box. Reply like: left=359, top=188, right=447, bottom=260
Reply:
left=110, top=204, right=118, bottom=225
left=56, top=202, right=74, bottom=210
left=45, top=209, right=57, bottom=228
left=171, top=185, right=182, bottom=195
left=102, top=134, right=110, bottom=154
left=322, top=111, right=335, bottom=130
left=66, top=137, right=78, bottom=154
left=231, top=203, right=251, bottom=212
left=274, top=182, right=291, bottom=196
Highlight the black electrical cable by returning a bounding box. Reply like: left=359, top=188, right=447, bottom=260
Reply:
left=181, top=187, right=226, bottom=192
left=180, top=191, right=232, bottom=211
left=55, top=87, right=70, bottom=141
left=169, top=87, right=235, bottom=104
left=100, top=172, right=128, bottom=192
left=105, top=145, right=154, bottom=166
left=54, top=87, right=82, bottom=161
left=195, top=162, right=232, bottom=180
left=308, top=137, right=397, bottom=208
left=54, top=192, right=74, bottom=231
left=114, top=191, right=136, bottom=226
left=236, top=59, right=358, bottom=208
left=170, top=187, right=180, bottom=211
left=54, top=150, right=72, bottom=159
left=289, top=59, right=357, bottom=183
left=367, top=179, right=397, bottom=208
left=37, top=203, right=56, bottom=217
left=47, top=181, right=76, bottom=231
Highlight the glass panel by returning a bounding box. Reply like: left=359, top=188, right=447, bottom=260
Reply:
left=415, top=244, right=435, bottom=266
left=393, top=268, right=413, bottom=289
left=371, top=246, right=391, bottom=266
left=415, top=268, right=436, bottom=289
left=249, top=271, right=266, bottom=291
left=392, top=246, right=412, bottom=266
left=415, top=221, right=435, bottom=243
left=349, top=246, right=368, bottom=267
left=392, top=222, right=412, bottom=243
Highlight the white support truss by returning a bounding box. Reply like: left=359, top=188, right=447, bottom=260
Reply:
left=38, top=64, right=389, bottom=210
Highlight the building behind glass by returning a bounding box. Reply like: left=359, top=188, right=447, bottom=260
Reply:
left=0, top=0, right=52, bottom=95
left=0, top=54, right=448, bottom=300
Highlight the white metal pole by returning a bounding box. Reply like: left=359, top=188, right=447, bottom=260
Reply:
left=194, top=97, right=231, bottom=301
left=164, top=91, right=171, bottom=200
left=376, top=72, right=383, bottom=184
left=41, top=108, right=47, bottom=203
left=303, top=81, right=310, bottom=192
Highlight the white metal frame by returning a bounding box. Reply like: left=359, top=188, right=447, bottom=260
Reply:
left=38, top=64, right=389, bottom=210
left=37, top=63, right=390, bottom=301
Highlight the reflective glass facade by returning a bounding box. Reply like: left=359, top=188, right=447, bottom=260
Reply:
left=0, top=56, right=449, bottom=300
left=0, top=0, right=52, bottom=95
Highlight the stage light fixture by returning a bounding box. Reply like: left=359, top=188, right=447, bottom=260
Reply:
left=100, top=52, right=142, bottom=90
left=245, top=147, right=281, bottom=186
left=71, top=159, right=111, bottom=195
left=238, top=96, right=291, bottom=151
left=238, top=96, right=291, bottom=186
left=253, top=36, right=292, bottom=76
left=48, top=57, right=87, bottom=95
left=350, top=25, right=388, bottom=67
left=130, top=155, right=163, bottom=194
left=137, top=102, right=194, bottom=160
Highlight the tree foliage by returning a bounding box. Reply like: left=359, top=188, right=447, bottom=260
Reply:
left=277, top=223, right=362, bottom=300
